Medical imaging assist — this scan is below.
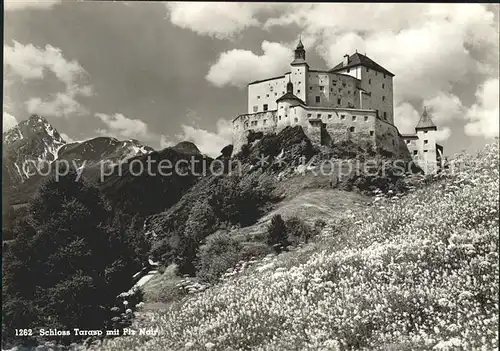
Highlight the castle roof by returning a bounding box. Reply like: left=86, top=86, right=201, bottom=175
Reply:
left=329, top=52, right=395, bottom=77
left=276, top=92, right=304, bottom=104
left=415, top=107, right=437, bottom=130
left=296, top=38, right=304, bottom=50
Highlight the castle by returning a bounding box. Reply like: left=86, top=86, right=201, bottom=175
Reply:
left=232, top=39, right=444, bottom=174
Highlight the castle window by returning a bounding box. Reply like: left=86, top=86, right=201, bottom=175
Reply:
left=424, top=150, right=428, bottom=153
left=348, top=91, right=350, bottom=94
left=368, top=79, right=371, bottom=85
left=279, top=116, right=281, bottom=120
left=424, top=130, right=428, bottom=133
left=328, top=114, right=332, bottom=119
left=297, top=90, right=301, bottom=93
left=263, top=104, right=268, bottom=111
left=347, top=68, right=350, bottom=73
left=244, top=122, right=249, bottom=129
left=253, top=106, right=258, bottom=112
left=264, top=120, right=267, bottom=125
left=280, top=106, right=283, bottom=109
left=307, top=113, right=312, bottom=117
left=317, top=114, right=321, bottom=118
left=257, top=96, right=260, bottom=99
left=382, top=84, right=385, bottom=89
left=310, top=87, right=312, bottom=90
left=384, top=74, right=386, bottom=78
left=266, top=94, right=269, bottom=98
left=406, top=140, right=410, bottom=144
left=337, top=98, right=341, bottom=105
left=383, top=112, right=387, bottom=119
left=275, top=92, right=277, bottom=96
left=424, top=140, right=428, bottom=144
left=364, top=116, right=369, bottom=121
left=349, top=126, right=355, bottom=132
left=370, top=131, right=374, bottom=136
left=332, top=80, right=337, bottom=86
left=330, top=88, right=333, bottom=92
left=316, top=96, right=320, bottom=103
left=285, top=115, right=288, bottom=118
left=352, top=115, right=357, bottom=121
left=414, top=150, right=418, bottom=155
left=320, top=86, right=324, bottom=91
left=341, top=115, right=346, bottom=120
left=382, top=96, right=386, bottom=101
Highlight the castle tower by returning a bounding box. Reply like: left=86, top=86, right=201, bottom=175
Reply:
left=415, top=107, right=441, bottom=174
left=290, top=37, right=308, bottom=104
left=276, top=77, right=304, bottom=129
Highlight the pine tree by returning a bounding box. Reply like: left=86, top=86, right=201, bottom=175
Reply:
left=267, top=214, right=289, bottom=253
left=2, top=170, right=142, bottom=345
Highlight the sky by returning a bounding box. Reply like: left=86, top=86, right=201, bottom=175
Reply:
left=3, top=1, right=499, bottom=157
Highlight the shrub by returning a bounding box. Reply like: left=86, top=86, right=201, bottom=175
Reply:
left=267, top=215, right=289, bottom=253
left=196, top=231, right=243, bottom=284
left=286, top=217, right=319, bottom=246
left=239, top=241, right=273, bottom=260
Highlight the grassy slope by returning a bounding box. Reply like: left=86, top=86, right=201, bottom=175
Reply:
left=95, top=142, right=498, bottom=351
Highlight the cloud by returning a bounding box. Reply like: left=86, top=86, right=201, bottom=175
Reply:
left=394, top=102, right=420, bottom=135
left=435, top=127, right=452, bottom=142
left=206, top=41, right=293, bottom=88
left=3, top=111, right=19, bottom=132
left=424, top=92, right=465, bottom=124
left=4, top=40, right=92, bottom=118
left=165, top=3, right=283, bottom=39
left=464, top=78, right=499, bottom=138
left=161, top=119, right=233, bottom=157
left=160, top=135, right=175, bottom=149
left=4, top=0, right=61, bottom=11
left=4, top=40, right=86, bottom=86
left=95, top=113, right=151, bottom=140
left=26, top=93, right=86, bottom=117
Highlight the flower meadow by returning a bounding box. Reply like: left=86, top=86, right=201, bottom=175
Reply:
left=97, top=142, right=499, bottom=351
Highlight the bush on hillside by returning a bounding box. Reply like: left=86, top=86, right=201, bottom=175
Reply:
left=286, top=217, right=319, bottom=246
left=267, top=215, right=289, bottom=253
left=196, top=231, right=243, bottom=284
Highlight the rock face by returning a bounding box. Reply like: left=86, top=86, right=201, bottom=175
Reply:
left=170, top=141, right=201, bottom=155
left=57, top=137, right=154, bottom=171
left=2, top=114, right=66, bottom=188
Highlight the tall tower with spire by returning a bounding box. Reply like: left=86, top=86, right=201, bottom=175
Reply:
left=289, top=37, right=309, bottom=104
left=414, top=107, right=442, bottom=174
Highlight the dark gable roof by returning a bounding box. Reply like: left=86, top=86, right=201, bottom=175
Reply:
left=276, top=92, right=304, bottom=104
left=415, top=108, right=437, bottom=130
left=248, top=73, right=290, bottom=85
left=329, top=53, right=395, bottom=77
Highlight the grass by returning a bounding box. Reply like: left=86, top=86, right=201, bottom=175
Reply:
left=83, top=142, right=499, bottom=350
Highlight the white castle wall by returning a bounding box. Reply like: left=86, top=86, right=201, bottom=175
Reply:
left=334, top=66, right=394, bottom=124
left=248, top=77, right=287, bottom=114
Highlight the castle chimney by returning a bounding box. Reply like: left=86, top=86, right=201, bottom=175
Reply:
left=343, top=54, right=349, bottom=67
